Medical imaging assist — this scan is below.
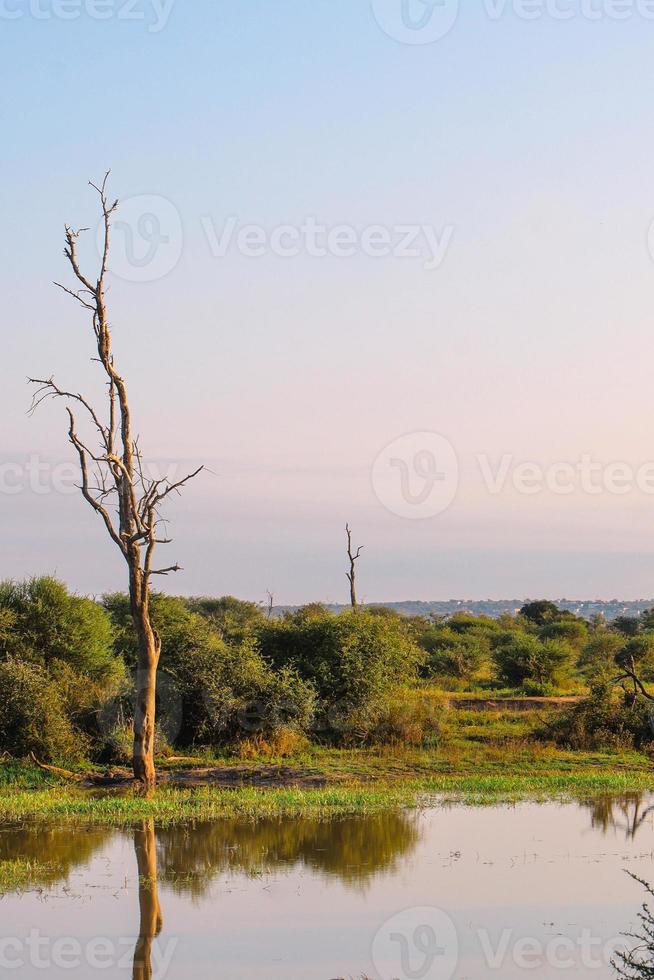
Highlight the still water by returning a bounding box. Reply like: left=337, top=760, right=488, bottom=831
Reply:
left=1, top=795, right=654, bottom=978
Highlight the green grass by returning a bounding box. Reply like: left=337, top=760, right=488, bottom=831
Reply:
left=1, top=770, right=653, bottom=825
left=1, top=691, right=652, bottom=825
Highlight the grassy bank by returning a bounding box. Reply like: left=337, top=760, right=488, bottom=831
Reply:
left=1, top=696, right=652, bottom=825
left=2, top=769, right=654, bottom=826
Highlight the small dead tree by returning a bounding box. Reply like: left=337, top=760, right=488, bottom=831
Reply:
left=29, top=174, right=202, bottom=789
left=345, top=523, right=363, bottom=611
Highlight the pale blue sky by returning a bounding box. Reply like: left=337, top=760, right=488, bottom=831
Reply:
left=3, top=1, right=654, bottom=602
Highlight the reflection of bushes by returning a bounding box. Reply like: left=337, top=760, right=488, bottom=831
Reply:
left=155, top=812, right=421, bottom=896
left=0, top=824, right=113, bottom=891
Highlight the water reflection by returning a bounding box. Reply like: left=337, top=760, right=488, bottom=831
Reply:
left=133, top=819, right=163, bottom=980
left=0, top=823, right=112, bottom=889
left=0, top=810, right=421, bottom=978
left=156, top=811, right=421, bottom=896
left=2, top=797, right=652, bottom=979
left=583, top=793, right=654, bottom=841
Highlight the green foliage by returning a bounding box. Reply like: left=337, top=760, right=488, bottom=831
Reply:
left=616, top=635, right=654, bottom=677
left=0, top=577, right=119, bottom=683
left=612, top=615, right=641, bottom=638
left=256, top=612, right=424, bottom=720
left=284, top=603, right=331, bottom=623
left=0, top=657, right=84, bottom=761
left=538, top=616, right=588, bottom=650
left=447, top=613, right=500, bottom=635
left=419, top=626, right=488, bottom=681
left=544, top=683, right=654, bottom=751
left=492, top=633, right=574, bottom=691
left=519, top=600, right=561, bottom=625
left=104, top=593, right=315, bottom=745
left=181, top=637, right=316, bottom=743
left=185, top=595, right=265, bottom=641
left=578, top=630, right=624, bottom=677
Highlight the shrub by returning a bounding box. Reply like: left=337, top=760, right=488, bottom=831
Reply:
left=104, top=593, right=316, bottom=746
left=341, top=691, right=444, bottom=746
left=615, top=635, right=654, bottom=680
left=256, top=612, right=424, bottom=716
left=612, top=615, right=642, bottom=637
left=492, top=633, right=574, bottom=690
left=538, top=616, right=588, bottom=651
left=201, top=649, right=317, bottom=743
left=185, top=595, right=265, bottom=641
left=95, top=720, right=173, bottom=766
left=0, top=657, right=84, bottom=761
left=419, top=626, right=489, bottom=681
left=543, top=683, right=654, bottom=751
left=578, top=630, right=624, bottom=677
left=0, top=577, right=120, bottom=683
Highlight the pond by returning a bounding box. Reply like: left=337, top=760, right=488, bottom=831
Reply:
left=1, top=794, right=654, bottom=978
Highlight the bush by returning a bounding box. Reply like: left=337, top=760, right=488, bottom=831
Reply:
left=0, top=657, right=84, bottom=761
left=419, top=626, right=488, bottom=681
left=185, top=595, right=265, bottom=641
left=538, top=617, right=588, bottom=651
left=578, top=630, right=624, bottom=677
left=201, top=649, right=317, bottom=743
left=492, top=633, right=574, bottom=690
left=0, top=577, right=120, bottom=683
left=615, top=635, right=654, bottom=680
left=256, top=612, right=424, bottom=717
left=340, top=691, right=444, bottom=746
left=95, top=719, right=173, bottom=766
left=543, top=683, right=654, bottom=751
left=104, top=593, right=316, bottom=746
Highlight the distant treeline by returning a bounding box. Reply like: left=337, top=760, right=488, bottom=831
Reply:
left=275, top=599, right=654, bottom=621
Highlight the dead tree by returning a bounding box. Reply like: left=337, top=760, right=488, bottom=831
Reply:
left=29, top=174, right=202, bottom=790
left=345, top=523, right=363, bottom=611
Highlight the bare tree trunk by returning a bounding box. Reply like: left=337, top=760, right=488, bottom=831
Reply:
left=345, top=523, right=363, bottom=612
left=133, top=625, right=161, bottom=788
left=30, top=175, right=202, bottom=791
left=132, top=819, right=162, bottom=980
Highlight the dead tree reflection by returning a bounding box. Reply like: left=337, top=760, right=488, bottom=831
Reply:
left=133, top=819, right=163, bottom=980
